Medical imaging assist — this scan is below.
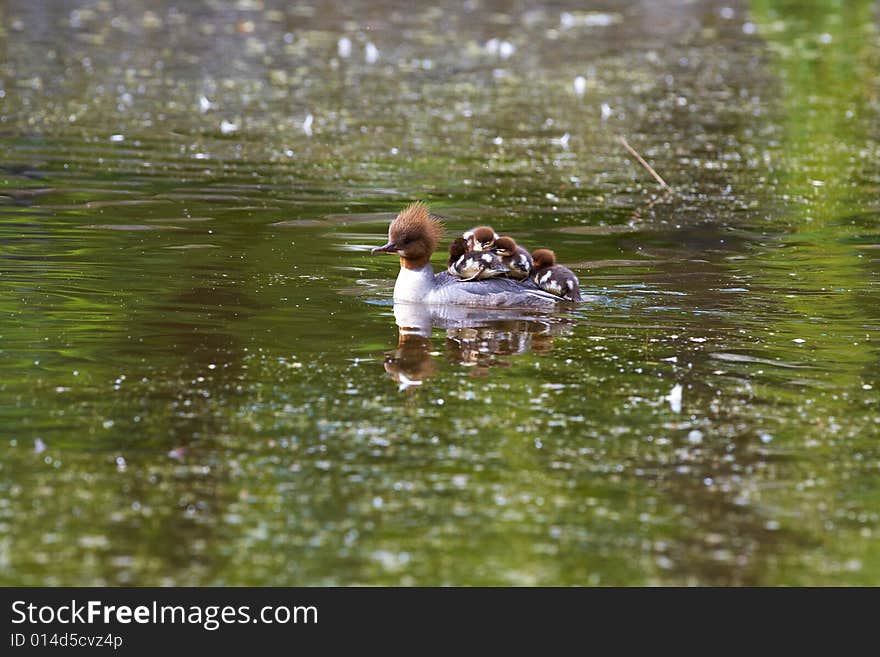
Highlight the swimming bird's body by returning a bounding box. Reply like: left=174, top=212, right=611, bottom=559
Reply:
left=372, top=203, right=562, bottom=307
left=397, top=266, right=561, bottom=307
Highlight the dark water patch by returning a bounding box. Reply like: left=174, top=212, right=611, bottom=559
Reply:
left=80, top=223, right=183, bottom=231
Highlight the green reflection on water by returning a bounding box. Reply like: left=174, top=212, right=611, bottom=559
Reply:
left=0, top=1, right=878, bottom=585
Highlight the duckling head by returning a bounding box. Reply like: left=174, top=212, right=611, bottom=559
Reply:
left=463, top=225, right=499, bottom=251
left=531, top=248, right=556, bottom=270
left=493, top=236, right=518, bottom=257
left=448, top=237, right=469, bottom=266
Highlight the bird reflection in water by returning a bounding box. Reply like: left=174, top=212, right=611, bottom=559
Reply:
left=383, top=302, right=576, bottom=388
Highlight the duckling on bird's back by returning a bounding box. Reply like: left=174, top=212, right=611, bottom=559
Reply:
left=530, top=248, right=582, bottom=302
left=447, top=237, right=508, bottom=281
left=493, top=236, right=533, bottom=280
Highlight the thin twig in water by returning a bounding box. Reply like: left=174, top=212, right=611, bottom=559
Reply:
left=619, top=135, right=671, bottom=193
left=631, top=192, right=665, bottom=222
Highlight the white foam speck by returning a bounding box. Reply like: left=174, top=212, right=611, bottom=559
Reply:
left=397, top=372, right=422, bottom=392
left=365, top=42, right=380, bottom=64
left=337, top=37, right=352, bottom=58
left=665, top=383, right=683, bottom=413
left=687, top=429, right=703, bottom=445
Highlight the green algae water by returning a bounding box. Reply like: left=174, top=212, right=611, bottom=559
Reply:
left=1, top=1, right=879, bottom=585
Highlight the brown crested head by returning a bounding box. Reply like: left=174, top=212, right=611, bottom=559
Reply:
left=531, top=248, right=556, bottom=270
left=448, top=237, right=469, bottom=265
left=464, top=225, right=498, bottom=251
left=493, top=236, right=518, bottom=256
left=372, top=201, right=444, bottom=268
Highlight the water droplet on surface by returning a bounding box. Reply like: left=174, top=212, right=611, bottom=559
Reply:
left=665, top=384, right=683, bottom=413
left=365, top=42, right=380, bottom=64
left=337, top=37, right=352, bottom=58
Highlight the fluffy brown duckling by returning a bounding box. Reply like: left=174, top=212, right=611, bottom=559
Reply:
left=530, top=249, right=583, bottom=302
left=447, top=236, right=507, bottom=281
left=492, top=236, right=533, bottom=280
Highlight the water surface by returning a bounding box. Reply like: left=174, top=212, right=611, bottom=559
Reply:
left=1, top=0, right=879, bottom=585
